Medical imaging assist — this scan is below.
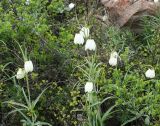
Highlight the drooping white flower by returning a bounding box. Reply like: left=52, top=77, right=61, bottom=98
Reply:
left=74, top=33, right=84, bottom=45
left=109, top=51, right=118, bottom=66
left=80, top=27, right=90, bottom=38
left=85, top=82, right=93, bottom=93
left=24, top=60, right=33, bottom=73
left=68, top=3, right=75, bottom=10
left=109, top=57, right=117, bottom=66
left=85, top=39, right=96, bottom=51
left=111, top=52, right=118, bottom=58
left=102, top=15, right=108, bottom=21
left=25, top=0, right=30, bottom=5
left=16, top=68, right=26, bottom=79
left=154, top=0, right=159, bottom=3
left=145, top=69, right=155, bottom=79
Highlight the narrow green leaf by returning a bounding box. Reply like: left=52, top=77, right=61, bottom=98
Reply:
left=35, top=121, right=52, bottom=126
left=22, top=88, right=30, bottom=107
left=12, top=106, right=31, bottom=123
left=101, top=96, right=115, bottom=104
left=2, top=62, right=13, bottom=72
left=33, top=87, right=48, bottom=107
left=102, top=104, right=117, bottom=122
left=121, top=114, right=142, bottom=126
left=6, top=108, right=25, bottom=118
left=3, top=101, right=28, bottom=109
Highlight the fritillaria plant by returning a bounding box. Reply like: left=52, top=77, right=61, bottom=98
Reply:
left=74, top=26, right=116, bottom=126
left=3, top=42, right=51, bottom=126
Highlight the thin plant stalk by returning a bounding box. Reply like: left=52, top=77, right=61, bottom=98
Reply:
left=25, top=74, right=31, bottom=103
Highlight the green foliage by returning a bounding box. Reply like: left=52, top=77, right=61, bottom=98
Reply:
left=1, top=0, right=160, bottom=126
left=102, top=46, right=160, bottom=125
left=0, top=0, right=75, bottom=125
left=47, top=0, right=65, bottom=14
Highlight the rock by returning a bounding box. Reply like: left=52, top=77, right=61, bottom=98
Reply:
left=100, top=0, right=158, bottom=27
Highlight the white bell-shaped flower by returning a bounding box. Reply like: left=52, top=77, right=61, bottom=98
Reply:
left=145, top=69, right=155, bottom=79
left=109, top=57, right=117, bottom=66
left=109, top=51, right=118, bottom=66
left=80, top=27, right=90, bottom=38
left=154, top=0, right=159, bottom=3
left=85, top=82, right=93, bottom=93
left=85, top=39, right=96, bottom=51
left=111, top=51, right=118, bottom=58
left=24, top=60, right=33, bottom=73
left=102, top=15, right=108, bottom=21
left=68, top=3, right=75, bottom=10
left=74, top=33, right=84, bottom=45
left=16, top=68, right=26, bottom=79
left=25, top=0, right=30, bottom=5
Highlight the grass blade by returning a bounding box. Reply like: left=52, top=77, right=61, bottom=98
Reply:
left=22, top=88, right=30, bottom=107
left=102, top=104, right=117, bottom=122
left=3, top=101, right=28, bottom=109
left=33, top=87, right=48, bottom=107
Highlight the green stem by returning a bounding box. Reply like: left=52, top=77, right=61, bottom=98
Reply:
left=26, top=74, right=35, bottom=122
left=26, top=74, right=31, bottom=103
left=88, top=94, right=92, bottom=126
left=16, top=40, right=27, bottom=61
left=87, top=50, right=89, bottom=58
